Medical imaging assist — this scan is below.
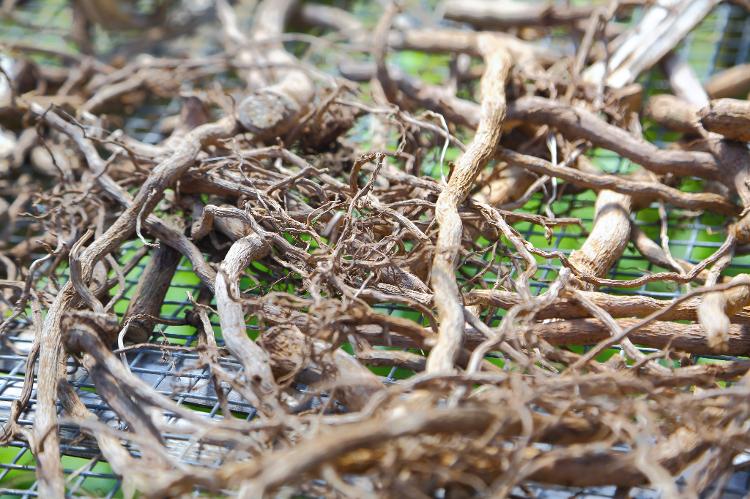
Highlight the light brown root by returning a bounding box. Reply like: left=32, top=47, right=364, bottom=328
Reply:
left=498, top=148, right=737, bottom=215
left=663, top=53, right=710, bottom=106
left=220, top=0, right=316, bottom=140
left=443, top=0, right=597, bottom=30
left=215, top=232, right=279, bottom=414
left=699, top=98, right=750, bottom=142
left=122, top=243, right=181, bottom=343
left=427, top=36, right=512, bottom=374
left=698, top=274, right=750, bottom=351
left=466, top=287, right=750, bottom=324
left=507, top=96, right=722, bottom=180
left=705, top=63, right=750, bottom=98
left=644, top=94, right=701, bottom=134
left=524, top=317, right=750, bottom=356
left=569, top=189, right=632, bottom=286
left=474, top=164, right=537, bottom=207
left=630, top=224, right=701, bottom=278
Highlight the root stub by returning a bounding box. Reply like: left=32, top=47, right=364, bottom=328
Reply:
left=699, top=98, right=750, bottom=142
left=238, top=90, right=300, bottom=139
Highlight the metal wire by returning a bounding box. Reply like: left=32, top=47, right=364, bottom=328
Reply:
left=2, top=3, right=750, bottom=497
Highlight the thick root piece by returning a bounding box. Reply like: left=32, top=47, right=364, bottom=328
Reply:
left=221, top=0, right=316, bottom=141
left=698, top=274, right=750, bottom=351
left=475, top=164, right=536, bottom=206
left=569, top=190, right=632, bottom=284
left=215, top=233, right=279, bottom=414
left=705, top=63, right=750, bottom=98
left=238, top=76, right=315, bottom=139
left=122, top=243, right=180, bottom=343
left=645, top=94, right=700, bottom=134
left=427, top=36, right=512, bottom=374
left=699, top=98, right=750, bottom=142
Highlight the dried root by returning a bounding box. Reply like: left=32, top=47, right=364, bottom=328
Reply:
left=2, top=2, right=750, bottom=498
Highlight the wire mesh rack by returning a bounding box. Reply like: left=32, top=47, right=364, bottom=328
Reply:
left=3, top=2, right=750, bottom=498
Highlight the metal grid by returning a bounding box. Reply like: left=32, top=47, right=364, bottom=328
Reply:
left=2, top=3, right=750, bottom=497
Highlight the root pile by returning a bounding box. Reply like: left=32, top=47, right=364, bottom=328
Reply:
left=3, top=0, right=750, bottom=497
